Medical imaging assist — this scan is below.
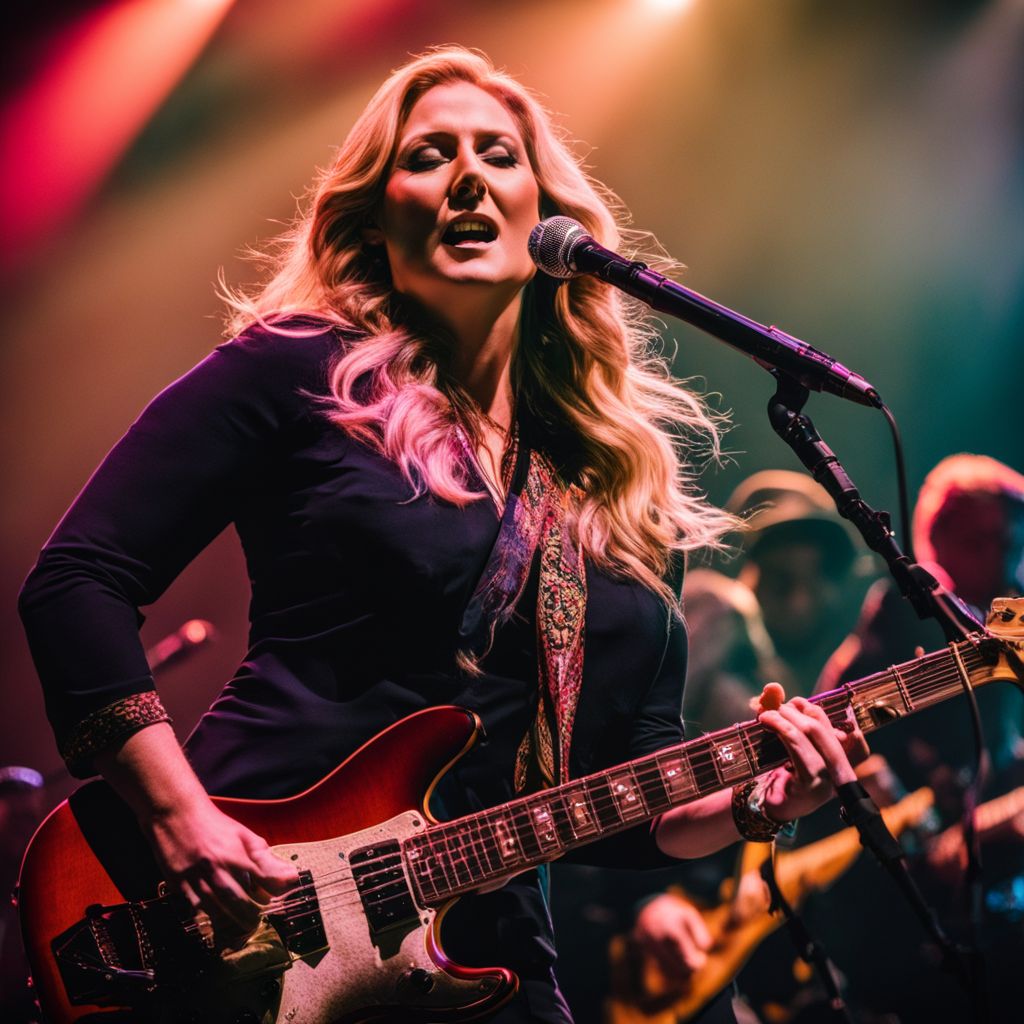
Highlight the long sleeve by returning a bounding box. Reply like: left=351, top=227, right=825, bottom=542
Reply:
left=18, top=323, right=337, bottom=774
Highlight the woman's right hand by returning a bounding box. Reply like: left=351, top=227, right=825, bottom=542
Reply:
left=144, top=797, right=299, bottom=936
left=94, top=722, right=299, bottom=939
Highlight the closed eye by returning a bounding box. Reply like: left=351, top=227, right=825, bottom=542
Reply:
left=399, top=141, right=520, bottom=173
left=484, top=151, right=519, bottom=168
left=400, top=146, right=445, bottom=172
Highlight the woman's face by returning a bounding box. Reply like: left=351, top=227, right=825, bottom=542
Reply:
left=373, top=81, right=541, bottom=309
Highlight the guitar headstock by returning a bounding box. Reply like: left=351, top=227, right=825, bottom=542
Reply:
left=986, top=597, right=1024, bottom=644
left=984, top=598, right=1024, bottom=691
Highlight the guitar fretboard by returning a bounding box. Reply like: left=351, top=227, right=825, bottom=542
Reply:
left=403, top=637, right=999, bottom=905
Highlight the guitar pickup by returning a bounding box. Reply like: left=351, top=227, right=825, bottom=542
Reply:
left=351, top=841, right=418, bottom=950
left=267, top=870, right=326, bottom=959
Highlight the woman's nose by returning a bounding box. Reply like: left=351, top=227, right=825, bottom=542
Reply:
left=450, top=148, right=487, bottom=207
left=451, top=172, right=486, bottom=206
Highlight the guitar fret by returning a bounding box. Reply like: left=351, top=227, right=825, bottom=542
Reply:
left=404, top=836, right=442, bottom=903
left=434, top=831, right=460, bottom=892
left=474, top=813, right=503, bottom=876
left=634, top=754, right=672, bottom=814
left=458, top=813, right=491, bottom=886
left=656, top=748, right=698, bottom=805
left=688, top=740, right=723, bottom=795
left=587, top=777, right=624, bottom=831
left=707, top=727, right=753, bottom=785
left=606, top=766, right=648, bottom=822
left=558, top=782, right=600, bottom=841
left=439, top=829, right=465, bottom=888
left=526, top=797, right=562, bottom=855
left=890, top=663, right=914, bottom=712
left=490, top=812, right=524, bottom=865
left=447, top=823, right=483, bottom=885
left=511, top=802, right=543, bottom=861
left=738, top=725, right=760, bottom=776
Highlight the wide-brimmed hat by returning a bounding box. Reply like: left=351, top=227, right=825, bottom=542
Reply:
left=726, top=469, right=861, bottom=576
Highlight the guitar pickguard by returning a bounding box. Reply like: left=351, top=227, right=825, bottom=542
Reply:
left=45, top=811, right=508, bottom=1024
left=269, top=810, right=508, bottom=1023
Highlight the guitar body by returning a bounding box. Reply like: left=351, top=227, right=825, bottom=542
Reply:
left=19, top=706, right=516, bottom=1024
left=19, top=602, right=1024, bottom=1024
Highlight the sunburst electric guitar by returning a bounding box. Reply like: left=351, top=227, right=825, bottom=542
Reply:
left=18, top=601, right=1024, bottom=1023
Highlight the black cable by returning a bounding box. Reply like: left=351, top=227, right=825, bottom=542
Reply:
left=878, top=402, right=989, bottom=979
left=878, top=401, right=914, bottom=561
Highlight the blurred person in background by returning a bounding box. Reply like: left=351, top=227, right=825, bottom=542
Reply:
left=821, top=453, right=1024, bottom=795
left=683, top=469, right=870, bottom=734
left=620, top=458, right=1024, bottom=1022
left=553, top=470, right=874, bottom=1022
left=811, top=453, right=1024, bottom=1023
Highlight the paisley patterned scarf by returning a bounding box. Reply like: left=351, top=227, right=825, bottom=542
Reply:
left=457, top=425, right=587, bottom=791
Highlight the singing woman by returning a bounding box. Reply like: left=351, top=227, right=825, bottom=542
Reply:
left=19, top=46, right=861, bottom=1023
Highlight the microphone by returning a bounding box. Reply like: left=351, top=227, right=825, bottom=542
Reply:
left=145, top=619, right=216, bottom=674
left=528, top=216, right=880, bottom=408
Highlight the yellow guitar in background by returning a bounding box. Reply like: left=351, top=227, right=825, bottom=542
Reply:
left=608, top=598, right=1024, bottom=1024
left=606, top=787, right=935, bottom=1024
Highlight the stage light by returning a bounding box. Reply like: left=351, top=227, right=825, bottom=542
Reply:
left=643, top=0, right=697, bottom=15
left=0, top=0, right=235, bottom=275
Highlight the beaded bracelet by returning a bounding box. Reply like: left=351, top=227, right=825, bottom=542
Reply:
left=731, top=776, right=794, bottom=842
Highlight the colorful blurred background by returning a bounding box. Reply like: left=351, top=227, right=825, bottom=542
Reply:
left=2, top=0, right=1022, bottom=801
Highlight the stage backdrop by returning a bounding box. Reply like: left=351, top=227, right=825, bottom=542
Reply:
left=2, top=0, right=1021, bottom=789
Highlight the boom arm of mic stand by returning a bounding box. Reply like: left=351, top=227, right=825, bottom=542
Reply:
left=764, top=372, right=982, bottom=642
left=763, top=370, right=989, bottom=1022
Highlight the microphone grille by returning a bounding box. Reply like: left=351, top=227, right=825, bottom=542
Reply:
left=528, top=216, right=589, bottom=279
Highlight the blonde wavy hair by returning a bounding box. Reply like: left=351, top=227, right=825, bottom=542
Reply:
left=223, top=45, right=734, bottom=606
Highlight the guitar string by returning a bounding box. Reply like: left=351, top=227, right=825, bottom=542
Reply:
left=255, top=650, right=988, bottom=916
left=254, top=649, right=986, bottom=922
left=69, top=647, right=993, bottom=961
left=165, top=648, right=986, bottom=923
left=205, top=650, right=992, bottom=944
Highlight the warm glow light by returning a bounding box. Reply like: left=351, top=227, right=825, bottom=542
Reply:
left=0, top=0, right=235, bottom=274
left=643, top=0, right=697, bottom=14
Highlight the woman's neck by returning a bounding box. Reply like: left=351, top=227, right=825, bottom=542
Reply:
left=444, top=290, right=522, bottom=429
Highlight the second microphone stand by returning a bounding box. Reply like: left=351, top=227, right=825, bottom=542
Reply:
left=764, top=370, right=989, bottom=1023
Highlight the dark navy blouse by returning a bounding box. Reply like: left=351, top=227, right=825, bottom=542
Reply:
left=19, top=319, right=690, bottom=990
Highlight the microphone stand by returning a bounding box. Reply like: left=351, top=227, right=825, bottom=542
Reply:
left=764, top=370, right=989, bottom=1022
left=759, top=855, right=854, bottom=1024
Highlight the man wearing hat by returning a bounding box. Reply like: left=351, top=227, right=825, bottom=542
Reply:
left=551, top=471, right=873, bottom=1023
left=681, top=469, right=868, bottom=735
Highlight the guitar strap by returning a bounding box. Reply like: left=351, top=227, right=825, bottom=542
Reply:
left=457, top=415, right=587, bottom=791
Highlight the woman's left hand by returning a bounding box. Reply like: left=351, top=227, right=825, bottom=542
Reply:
left=753, top=683, right=869, bottom=823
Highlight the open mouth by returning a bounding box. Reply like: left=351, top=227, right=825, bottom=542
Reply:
left=442, top=219, right=497, bottom=245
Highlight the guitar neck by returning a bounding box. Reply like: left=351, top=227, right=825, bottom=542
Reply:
left=404, top=636, right=1000, bottom=905
left=962, top=785, right=1024, bottom=836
